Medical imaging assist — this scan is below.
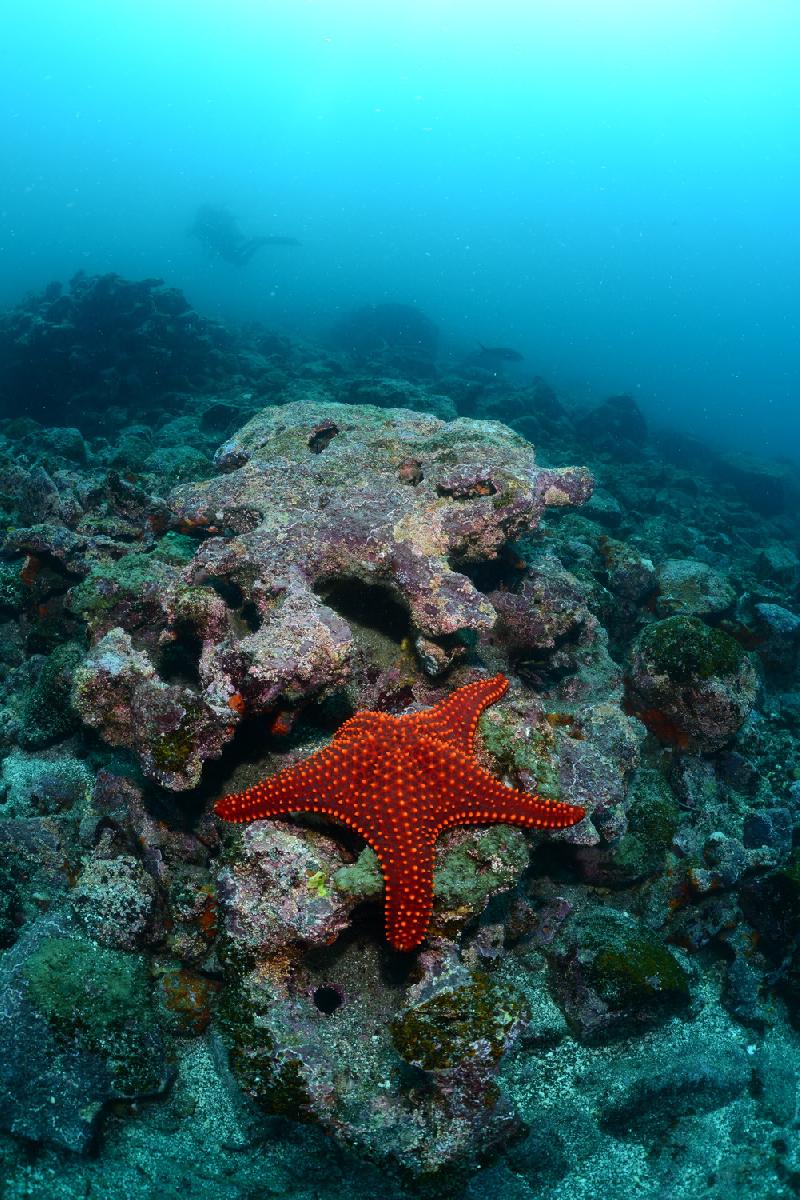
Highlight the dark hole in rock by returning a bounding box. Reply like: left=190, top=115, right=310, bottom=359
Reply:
left=240, top=600, right=262, bottom=632
left=209, top=578, right=245, bottom=608
left=313, top=985, right=344, bottom=1015
left=308, top=421, right=339, bottom=454
left=436, top=478, right=497, bottom=500
left=157, top=625, right=203, bottom=687
left=319, top=578, right=410, bottom=643
left=454, top=544, right=529, bottom=594
left=207, top=579, right=261, bottom=631
left=528, top=841, right=583, bottom=884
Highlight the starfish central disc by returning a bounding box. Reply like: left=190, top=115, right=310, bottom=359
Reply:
left=214, top=674, right=586, bottom=951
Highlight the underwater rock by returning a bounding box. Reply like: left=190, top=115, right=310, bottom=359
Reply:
left=625, top=615, right=758, bottom=751
left=68, top=401, right=591, bottom=789
left=575, top=393, right=648, bottom=458
left=654, top=557, right=736, bottom=618
left=0, top=909, right=171, bottom=1153
left=71, top=852, right=163, bottom=950
left=597, top=536, right=657, bottom=611
left=219, top=933, right=526, bottom=1178
left=749, top=601, right=800, bottom=677
left=546, top=907, right=691, bottom=1041
left=713, top=451, right=796, bottom=515
left=216, top=821, right=358, bottom=956
left=72, top=626, right=235, bottom=790
left=573, top=767, right=680, bottom=885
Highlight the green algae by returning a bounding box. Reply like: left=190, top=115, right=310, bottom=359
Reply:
left=24, top=935, right=165, bottom=1095
left=68, top=551, right=175, bottom=623
left=333, top=846, right=384, bottom=897
left=479, top=708, right=561, bottom=801
left=390, top=972, right=529, bottom=1071
left=637, top=615, right=745, bottom=682
left=590, top=937, right=690, bottom=1011
left=19, top=641, right=84, bottom=748
left=433, top=825, right=529, bottom=909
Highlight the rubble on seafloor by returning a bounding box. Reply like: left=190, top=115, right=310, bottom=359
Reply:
left=0, top=274, right=799, bottom=1199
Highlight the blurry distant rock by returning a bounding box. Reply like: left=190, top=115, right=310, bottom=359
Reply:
left=329, top=302, right=439, bottom=375
left=713, top=451, right=798, bottom=515
left=749, top=602, right=800, bottom=677
left=0, top=272, right=241, bottom=423
left=757, top=541, right=800, bottom=589
left=655, top=558, right=736, bottom=618
left=575, top=394, right=647, bottom=458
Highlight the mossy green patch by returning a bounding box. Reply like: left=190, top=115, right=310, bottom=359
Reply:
left=390, top=972, right=529, bottom=1071
left=24, top=936, right=164, bottom=1095
left=333, top=846, right=383, bottom=897
left=68, top=551, right=174, bottom=622
left=20, top=641, right=84, bottom=748
left=638, top=615, right=745, bottom=682
left=152, top=531, right=198, bottom=565
left=434, top=826, right=529, bottom=910
left=590, top=938, right=690, bottom=1011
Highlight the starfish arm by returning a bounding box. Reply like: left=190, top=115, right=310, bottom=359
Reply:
left=413, top=737, right=586, bottom=834
left=367, top=830, right=435, bottom=953
left=409, top=674, right=509, bottom=755
left=213, top=741, right=371, bottom=823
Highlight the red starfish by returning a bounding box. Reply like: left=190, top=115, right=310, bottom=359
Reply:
left=214, top=674, right=586, bottom=951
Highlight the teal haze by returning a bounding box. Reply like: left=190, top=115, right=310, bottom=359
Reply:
left=1, top=0, right=798, bottom=457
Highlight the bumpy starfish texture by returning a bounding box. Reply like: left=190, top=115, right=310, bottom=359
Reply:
left=215, top=674, right=586, bottom=951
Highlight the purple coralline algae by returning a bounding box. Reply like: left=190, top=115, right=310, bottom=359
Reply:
left=73, top=400, right=591, bottom=788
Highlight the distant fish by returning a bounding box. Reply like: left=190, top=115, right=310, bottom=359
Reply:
left=476, top=343, right=524, bottom=364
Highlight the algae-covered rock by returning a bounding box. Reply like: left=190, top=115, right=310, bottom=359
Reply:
left=18, top=641, right=84, bottom=748
left=655, top=558, right=736, bottom=618
left=0, top=910, right=170, bottom=1152
left=546, top=907, right=690, bottom=1040
left=390, top=970, right=529, bottom=1070
left=574, top=768, right=680, bottom=885
left=626, top=615, right=758, bottom=751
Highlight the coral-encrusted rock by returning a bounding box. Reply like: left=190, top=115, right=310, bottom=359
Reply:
left=177, top=400, right=591, bottom=646
left=220, top=936, right=526, bottom=1178
left=625, top=615, right=758, bottom=752
left=72, top=627, right=235, bottom=789
left=71, top=852, right=163, bottom=950
left=654, top=558, right=736, bottom=618
left=217, top=822, right=358, bottom=956
left=72, top=403, right=591, bottom=790
left=0, top=909, right=171, bottom=1153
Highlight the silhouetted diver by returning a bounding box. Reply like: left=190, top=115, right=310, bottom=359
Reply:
left=476, top=343, right=524, bottom=363
left=190, top=205, right=300, bottom=265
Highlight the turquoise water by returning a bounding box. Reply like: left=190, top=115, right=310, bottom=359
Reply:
left=1, top=0, right=798, bottom=458
left=1, top=6, right=800, bottom=1200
